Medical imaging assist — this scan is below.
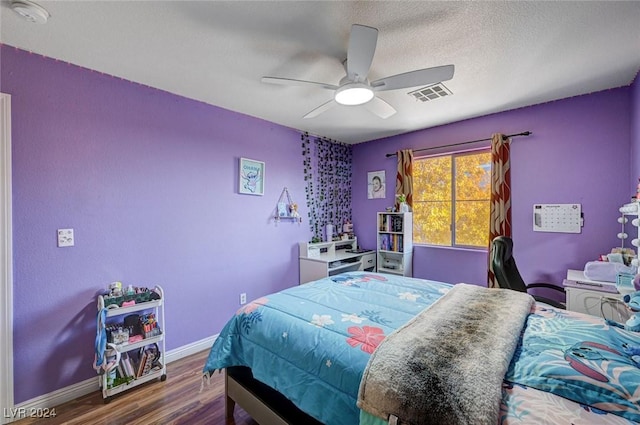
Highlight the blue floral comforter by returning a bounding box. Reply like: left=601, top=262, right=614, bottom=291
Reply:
left=203, top=272, right=640, bottom=425
left=203, top=272, right=448, bottom=425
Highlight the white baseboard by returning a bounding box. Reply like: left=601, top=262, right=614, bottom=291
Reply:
left=3, top=334, right=218, bottom=424
left=164, top=334, right=217, bottom=364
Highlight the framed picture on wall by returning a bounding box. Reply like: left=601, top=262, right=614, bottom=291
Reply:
left=368, top=170, right=385, bottom=199
left=239, top=157, right=265, bottom=195
left=277, top=202, right=289, bottom=217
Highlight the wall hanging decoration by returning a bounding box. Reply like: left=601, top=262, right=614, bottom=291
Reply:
left=301, top=132, right=352, bottom=242
left=368, top=170, right=386, bottom=199
left=239, top=157, right=265, bottom=196
left=274, top=187, right=302, bottom=223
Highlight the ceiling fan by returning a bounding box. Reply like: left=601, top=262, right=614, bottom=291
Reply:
left=261, top=24, right=454, bottom=119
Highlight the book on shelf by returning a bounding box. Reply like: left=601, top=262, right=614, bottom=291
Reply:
left=121, top=353, right=135, bottom=378
left=379, top=234, right=404, bottom=252
left=379, top=214, right=404, bottom=232
left=136, top=351, right=148, bottom=378
left=141, top=348, right=155, bottom=376
left=380, top=234, right=389, bottom=251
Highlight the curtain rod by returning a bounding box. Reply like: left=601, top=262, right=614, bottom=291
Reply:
left=385, top=131, right=532, bottom=158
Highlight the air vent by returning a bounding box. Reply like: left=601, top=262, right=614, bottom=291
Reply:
left=408, top=83, right=452, bottom=102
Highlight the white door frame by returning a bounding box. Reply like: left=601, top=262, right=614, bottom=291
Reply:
left=1, top=93, right=14, bottom=416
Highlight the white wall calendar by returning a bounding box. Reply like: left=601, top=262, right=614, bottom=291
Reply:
left=533, top=203, right=582, bottom=233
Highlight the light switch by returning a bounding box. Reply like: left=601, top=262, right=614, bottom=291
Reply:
left=57, top=228, right=74, bottom=247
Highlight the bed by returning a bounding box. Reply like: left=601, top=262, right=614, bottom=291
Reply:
left=202, top=271, right=640, bottom=424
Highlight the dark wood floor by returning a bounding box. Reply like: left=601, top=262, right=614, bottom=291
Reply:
left=13, top=350, right=258, bottom=425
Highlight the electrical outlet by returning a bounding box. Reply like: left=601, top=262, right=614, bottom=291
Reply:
left=240, top=293, right=247, bottom=305
left=57, top=228, right=74, bottom=247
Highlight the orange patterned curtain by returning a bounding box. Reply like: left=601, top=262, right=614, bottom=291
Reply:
left=395, top=150, right=413, bottom=209
left=488, top=134, right=512, bottom=288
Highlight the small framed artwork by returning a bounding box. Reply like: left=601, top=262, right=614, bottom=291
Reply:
left=368, top=170, right=386, bottom=199
left=239, top=157, right=265, bottom=196
left=277, top=202, right=289, bottom=217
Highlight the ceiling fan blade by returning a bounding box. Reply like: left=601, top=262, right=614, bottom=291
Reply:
left=371, top=65, right=455, bottom=92
left=261, top=76, right=338, bottom=91
left=364, top=96, right=396, bottom=119
left=346, top=24, right=378, bottom=81
left=304, top=99, right=337, bottom=119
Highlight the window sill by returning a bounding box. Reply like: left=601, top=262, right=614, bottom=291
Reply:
left=414, top=243, right=488, bottom=253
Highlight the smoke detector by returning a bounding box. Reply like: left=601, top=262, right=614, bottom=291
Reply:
left=10, top=0, right=50, bottom=24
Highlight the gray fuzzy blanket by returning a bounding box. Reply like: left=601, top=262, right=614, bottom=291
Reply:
left=357, top=283, right=534, bottom=425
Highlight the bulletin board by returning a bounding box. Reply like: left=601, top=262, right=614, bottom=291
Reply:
left=533, top=204, right=582, bottom=233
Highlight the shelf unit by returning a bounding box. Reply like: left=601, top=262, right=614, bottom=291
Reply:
left=376, top=212, right=413, bottom=276
left=299, top=238, right=376, bottom=284
left=274, top=187, right=302, bottom=223
left=96, top=286, right=166, bottom=403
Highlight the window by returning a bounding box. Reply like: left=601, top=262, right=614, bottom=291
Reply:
left=413, top=150, right=491, bottom=248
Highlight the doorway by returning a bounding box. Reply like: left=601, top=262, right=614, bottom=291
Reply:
left=0, top=92, right=14, bottom=416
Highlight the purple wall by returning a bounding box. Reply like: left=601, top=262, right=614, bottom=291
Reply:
left=631, top=73, right=640, bottom=191
left=1, top=46, right=310, bottom=403
left=353, top=88, right=632, bottom=291
left=3, top=43, right=639, bottom=405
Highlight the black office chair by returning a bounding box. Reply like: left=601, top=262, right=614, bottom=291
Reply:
left=491, top=236, right=566, bottom=309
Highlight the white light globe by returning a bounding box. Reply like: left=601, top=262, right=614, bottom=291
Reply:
left=335, top=84, right=374, bottom=106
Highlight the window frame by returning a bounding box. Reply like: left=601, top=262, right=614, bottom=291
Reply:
left=413, top=148, right=491, bottom=250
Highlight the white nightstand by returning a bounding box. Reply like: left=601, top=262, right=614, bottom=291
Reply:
left=564, top=270, right=630, bottom=322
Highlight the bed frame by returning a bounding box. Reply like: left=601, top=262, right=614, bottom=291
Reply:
left=225, top=366, right=323, bottom=425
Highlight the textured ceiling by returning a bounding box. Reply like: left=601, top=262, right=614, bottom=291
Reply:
left=1, top=1, right=639, bottom=144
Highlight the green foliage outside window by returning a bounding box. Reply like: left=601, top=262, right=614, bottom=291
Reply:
left=413, top=151, right=491, bottom=248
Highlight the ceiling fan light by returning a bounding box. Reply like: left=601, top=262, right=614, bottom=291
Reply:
left=335, top=84, right=374, bottom=106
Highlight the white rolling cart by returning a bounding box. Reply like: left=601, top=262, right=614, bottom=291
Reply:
left=96, top=285, right=166, bottom=403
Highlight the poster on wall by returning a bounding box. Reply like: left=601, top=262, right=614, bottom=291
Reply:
left=239, top=157, right=265, bottom=195
left=368, top=170, right=385, bottom=199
